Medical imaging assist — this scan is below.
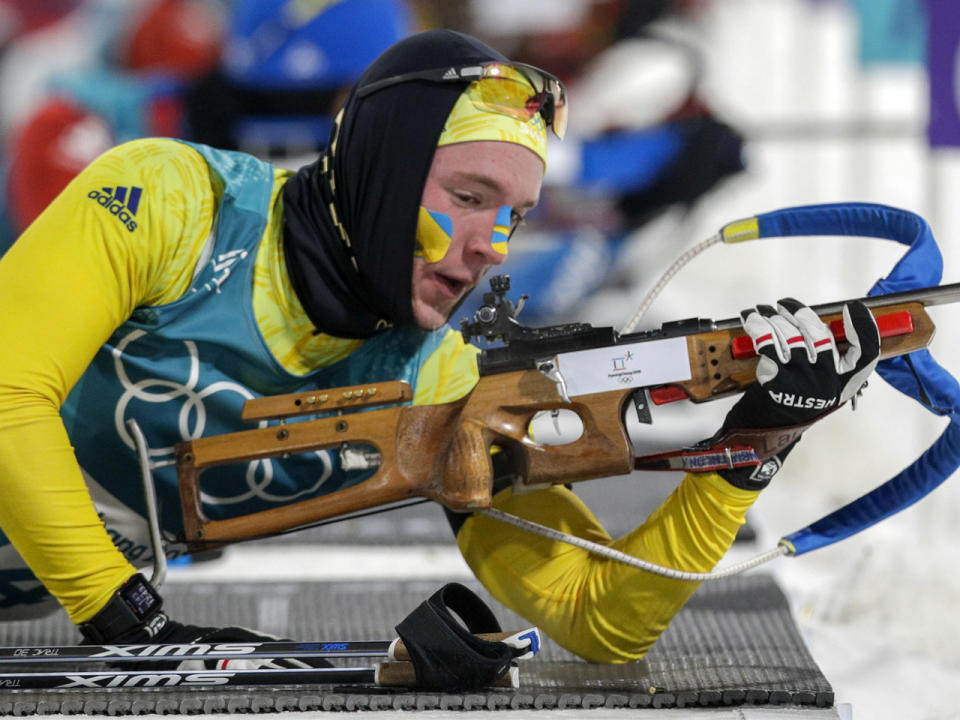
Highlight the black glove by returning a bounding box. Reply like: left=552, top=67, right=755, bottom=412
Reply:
left=79, top=573, right=332, bottom=670
left=714, top=297, right=880, bottom=489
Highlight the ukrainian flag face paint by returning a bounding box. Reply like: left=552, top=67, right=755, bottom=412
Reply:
left=491, top=204, right=512, bottom=256
left=415, top=204, right=514, bottom=263
left=415, top=206, right=455, bottom=263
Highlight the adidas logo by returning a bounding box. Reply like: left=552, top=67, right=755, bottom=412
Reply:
left=87, top=185, right=142, bottom=232
left=442, top=66, right=482, bottom=80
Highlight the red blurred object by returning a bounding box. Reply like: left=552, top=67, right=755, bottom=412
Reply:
left=120, top=0, right=223, bottom=79
left=0, top=0, right=82, bottom=41
left=147, top=92, right=185, bottom=137
left=6, top=98, right=114, bottom=233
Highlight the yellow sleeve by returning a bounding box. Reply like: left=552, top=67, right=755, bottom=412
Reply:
left=0, top=138, right=216, bottom=622
left=456, top=473, right=759, bottom=662
left=412, top=329, right=480, bottom=405
left=411, top=328, right=756, bottom=662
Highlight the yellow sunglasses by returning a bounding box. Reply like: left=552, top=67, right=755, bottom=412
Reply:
left=357, top=61, right=567, bottom=140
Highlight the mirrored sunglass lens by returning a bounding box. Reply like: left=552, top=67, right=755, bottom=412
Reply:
left=552, top=97, right=567, bottom=139
left=468, top=64, right=566, bottom=138
left=525, top=91, right=548, bottom=116
left=472, top=77, right=540, bottom=120
left=515, top=68, right=566, bottom=139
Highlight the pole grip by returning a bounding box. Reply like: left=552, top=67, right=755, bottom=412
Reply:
left=375, top=661, right=518, bottom=688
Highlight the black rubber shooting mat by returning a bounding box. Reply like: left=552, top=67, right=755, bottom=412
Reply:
left=0, top=574, right=832, bottom=714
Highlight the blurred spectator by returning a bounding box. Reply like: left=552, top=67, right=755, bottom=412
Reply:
left=120, top=0, right=222, bottom=78
left=0, top=0, right=82, bottom=50
left=186, top=0, right=414, bottom=160
left=0, top=0, right=413, bottom=247
left=2, top=0, right=743, bottom=324
left=5, top=98, right=113, bottom=234
left=0, top=0, right=152, bottom=137
left=454, top=0, right=745, bottom=323
left=0, top=0, right=221, bottom=242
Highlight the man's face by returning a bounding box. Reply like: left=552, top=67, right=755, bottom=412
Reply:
left=412, top=141, right=544, bottom=330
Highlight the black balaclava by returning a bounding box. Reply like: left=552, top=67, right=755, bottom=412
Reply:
left=282, top=30, right=509, bottom=339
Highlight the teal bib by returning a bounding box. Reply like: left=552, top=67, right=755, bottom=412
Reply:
left=60, top=142, right=446, bottom=544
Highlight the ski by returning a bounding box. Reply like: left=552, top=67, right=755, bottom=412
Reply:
left=0, top=665, right=376, bottom=690
left=0, top=629, right=538, bottom=665
left=2, top=664, right=356, bottom=690
left=0, top=662, right=519, bottom=691
left=0, top=639, right=397, bottom=664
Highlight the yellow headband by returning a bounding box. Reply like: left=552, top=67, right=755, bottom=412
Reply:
left=437, top=81, right=549, bottom=167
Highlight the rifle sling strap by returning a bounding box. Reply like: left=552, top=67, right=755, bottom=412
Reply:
left=634, top=415, right=830, bottom=473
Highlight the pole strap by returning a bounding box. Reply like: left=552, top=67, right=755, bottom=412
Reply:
left=395, top=583, right=539, bottom=692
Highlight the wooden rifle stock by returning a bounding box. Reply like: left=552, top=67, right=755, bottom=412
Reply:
left=176, top=298, right=937, bottom=551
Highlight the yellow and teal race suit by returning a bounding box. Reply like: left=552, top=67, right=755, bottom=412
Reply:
left=0, top=138, right=758, bottom=662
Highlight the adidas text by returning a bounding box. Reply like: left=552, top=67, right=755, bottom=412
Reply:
left=87, top=188, right=140, bottom=232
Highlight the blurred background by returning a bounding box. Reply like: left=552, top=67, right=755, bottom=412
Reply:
left=1, top=1, right=959, bottom=717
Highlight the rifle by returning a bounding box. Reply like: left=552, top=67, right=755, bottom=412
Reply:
left=175, top=275, right=955, bottom=552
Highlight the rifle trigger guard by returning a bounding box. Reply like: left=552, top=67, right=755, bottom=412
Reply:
left=536, top=358, right=571, bottom=403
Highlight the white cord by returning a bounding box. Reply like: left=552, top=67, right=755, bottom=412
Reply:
left=127, top=418, right=168, bottom=588
left=505, top=226, right=786, bottom=578
left=619, top=232, right=722, bottom=335
left=479, top=507, right=790, bottom=581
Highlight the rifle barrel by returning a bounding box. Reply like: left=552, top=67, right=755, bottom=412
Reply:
left=712, top=281, right=960, bottom=331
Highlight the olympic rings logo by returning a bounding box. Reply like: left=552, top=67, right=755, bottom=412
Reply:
left=112, top=329, right=333, bottom=505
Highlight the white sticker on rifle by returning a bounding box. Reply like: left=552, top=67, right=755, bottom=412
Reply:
left=557, top=337, right=691, bottom=397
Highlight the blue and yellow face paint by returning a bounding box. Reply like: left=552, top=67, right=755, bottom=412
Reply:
left=415, top=206, right=455, bottom=263
left=415, top=204, right=514, bottom=263
left=490, top=204, right=512, bottom=255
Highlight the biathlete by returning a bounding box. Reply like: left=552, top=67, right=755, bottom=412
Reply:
left=0, top=29, right=879, bottom=663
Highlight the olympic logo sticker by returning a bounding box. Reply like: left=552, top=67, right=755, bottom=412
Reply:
left=112, top=329, right=333, bottom=505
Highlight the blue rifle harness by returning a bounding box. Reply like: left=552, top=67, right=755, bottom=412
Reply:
left=476, top=201, right=960, bottom=580
left=725, top=202, right=960, bottom=555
